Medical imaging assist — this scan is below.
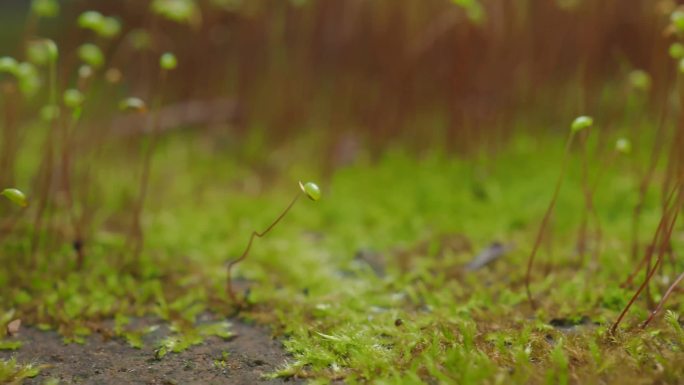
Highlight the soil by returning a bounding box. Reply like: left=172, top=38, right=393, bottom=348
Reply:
left=0, top=318, right=300, bottom=385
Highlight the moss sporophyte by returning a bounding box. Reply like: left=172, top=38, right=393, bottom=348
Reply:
left=525, top=115, right=593, bottom=308
left=226, top=181, right=321, bottom=305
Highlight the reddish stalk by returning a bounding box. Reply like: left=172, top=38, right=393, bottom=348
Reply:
left=576, top=130, right=595, bottom=265
left=641, top=270, right=684, bottom=329
left=631, top=106, right=669, bottom=262
left=611, top=184, right=682, bottom=334
left=621, top=183, right=678, bottom=288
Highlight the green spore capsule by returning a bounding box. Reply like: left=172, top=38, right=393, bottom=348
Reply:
left=670, top=43, right=684, bottom=60
left=299, top=181, right=321, bottom=201
left=16, top=62, right=40, bottom=97
left=119, top=97, right=147, bottom=113
left=1, top=188, right=28, bottom=207
left=615, top=138, right=632, bottom=155
left=78, top=44, right=104, bottom=69
left=63, top=89, right=84, bottom=109
left=151, top=0, right=200, bottom=26
left=672, top=10, right=684, bottom=32
left=128, top=29, right=152, bottom=51
left=25, top=39, right=58, bottom=66
left=31, top=0, right=59, bottom=18
left=571, top=116, right=593, bottom=132
left=628, top=70, right=650, bottom=92
left=78, top=65, right=93, bottom=80
left=44, top=39, right=58, bottom=62
left=0, top=57, right=18, bottom=74
left=78, top=11, right=104, bottom=30
left=160, top=52, right=178, bottom=70
left=40, top=104, right=60, bottom=121
left=99, top=17, right=122, bottom=38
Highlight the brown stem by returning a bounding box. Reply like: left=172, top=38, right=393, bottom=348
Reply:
left=577, top=130, right=594, bottom=266
left=621, top=185, right=678, bottom=288
left=226, top=192, right=301, bottom=304
left=632, top=85, right=670, bottom=262
left=611, top=185, right=682, bottom=334
left=641, top=270, right=684, bottom=329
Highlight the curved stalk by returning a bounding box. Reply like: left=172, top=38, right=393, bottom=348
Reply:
left=226, top=192, right=301, bottom=305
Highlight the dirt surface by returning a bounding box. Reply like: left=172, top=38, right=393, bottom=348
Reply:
left=0, top=318, right=300, bottom=385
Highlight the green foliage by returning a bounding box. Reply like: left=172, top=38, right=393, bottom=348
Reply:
left=547, top=339, right=569, bottom=385
left=155, top=322, right=232, bottom=359
left=0, top=358, right=41, bottom=383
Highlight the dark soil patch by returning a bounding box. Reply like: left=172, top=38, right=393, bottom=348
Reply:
left=0, top=319, right=298, bottom=385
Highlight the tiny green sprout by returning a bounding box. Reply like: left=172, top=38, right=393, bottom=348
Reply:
left=78, top=44, right=105, bottom=69
left=571, top=115, right=593, bottom=132
left=672, top=10, right=684, bottom=32
left=670, top=42, right=684, bottom=59
left=119, top=97, right=147, bottom=113
left=1, top=188, right=28, bottom=208
left=628, top=70, right=651, bottom=92
left=615, top=138, right=632, bottom=155
left=0, top=57, right=18, bottom=74
left=299, top=181, right=321, bottom=201
left=226, top=181, right=321, bottom=305
left=159, top=52, right=178, bottom=71
left=679, top=58, right=684, bottom=74
left=63, top=89, right=84, bottom=109
left=78, top=11, right=104, bottom=30
left=31, top=0, right=59, bottom=18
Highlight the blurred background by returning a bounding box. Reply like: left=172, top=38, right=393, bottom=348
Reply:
left=0, top=0, right=675, bottom=167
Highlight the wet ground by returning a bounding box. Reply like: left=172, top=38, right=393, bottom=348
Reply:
left=0, top=319, right=299, bottom=385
